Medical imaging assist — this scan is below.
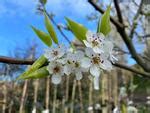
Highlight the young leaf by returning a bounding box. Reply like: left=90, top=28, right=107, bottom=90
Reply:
left=40, top=0, right=47, bottom=5
left=98, top=6, right=111, bottom=36
left=17, top=55, right=47, bottom=80
left=21, top=66, right=49, bottom=79
left=31, top=26, right=52, bottom=47
left=65, top=17, right=88, bottom=41
left=44, top=14, right=58, bottom=44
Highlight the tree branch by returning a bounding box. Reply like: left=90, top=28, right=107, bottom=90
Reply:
left=113, top=62, right=150, bottom=78
left=129, top=0, right=143, bottom=39
left=113, top=0, right=124, bottom=23
left=0, top=56, right=34, bottom=65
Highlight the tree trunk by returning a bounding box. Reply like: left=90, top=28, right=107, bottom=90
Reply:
left=64, top=76, right=69, bottom=113
left=33, top=79, right=39, bottom=112
left=88, top=81, right=93, bottom=113
left=101, top=74, right=109, bottom=113
left=77, top=80, right=83, bottom=113
left=70, top=80, right=77, bottom=113
left=45, top=77, right=50, bottom=110
left=19, top=80, right=28, bottom=113
left=52, top=85, right=57, bottom=113
left=2, top=83, right=7, bottom=113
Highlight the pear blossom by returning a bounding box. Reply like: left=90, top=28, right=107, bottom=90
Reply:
left=81, top=48, right=112, bottom=72
left=83, top=31, right=105, bottom=53
left=47, top=61, right=64, bottom=85
left=44, top=44, right=66, bottom=61
left=64, top=51, right=85, bottom=80
left=81, top=48, right=112, bottom=89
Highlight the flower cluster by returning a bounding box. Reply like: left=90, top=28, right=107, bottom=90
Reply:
left=44, top=31, right=117, bottom=90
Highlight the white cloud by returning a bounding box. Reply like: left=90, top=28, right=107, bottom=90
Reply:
left=0, top=0, right=95, bottom=18
left=0, top=0, right=38, bottom=17
left=46, top=0, right=95, bottom=18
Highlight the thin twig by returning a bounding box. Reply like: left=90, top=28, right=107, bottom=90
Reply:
left=44, top=10, right=72, bottom=45
left=129, top=0, right=143, bottom=39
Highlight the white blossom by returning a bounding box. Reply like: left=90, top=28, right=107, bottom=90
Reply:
left=47, top=61, right=64, bottom=85
left=44, top=44, right=66, bottom=61
left=83, top=31, right=105, bottom=53
left=64, top=51, right=85, bottom=80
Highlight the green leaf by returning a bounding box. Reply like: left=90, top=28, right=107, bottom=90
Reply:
left=21, top=66, right=49, bottom=79
left=65, top=17, right=88, bottom=41
left=40, top=0, right=47, bottom=5
left=17, top=55, right=47, bottom=80
left=31, top=26, right=52, bottom=47
left=98, top=6, right=111, bottom=35
left=44, top=14, right=58, bottom=44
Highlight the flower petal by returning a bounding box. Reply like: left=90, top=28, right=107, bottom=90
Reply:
left=64, top=64, right=72, bottom=75
left=75, top=71, right=83, bottom=80
left=85, top=47, right=95, bottom=58
left=81, top=57, right=91, bottom=68
left=51, top=74, right=62, bottom=85
left=83, top=40, right=92, bottom=48
left=100, top=60, right=112, bottom=70
left=93, top=76, right=100, bottom=90
left=86, top=31, right=93, bottom=41
left=93, top=46, right=104, bottom=54
left=103, top=41, right=113, bottom=53
left=75, top=51, right=84, bottom=60
left=90, top=65, right=101, bottom=77
left=47, top=62, right=55, bottom=74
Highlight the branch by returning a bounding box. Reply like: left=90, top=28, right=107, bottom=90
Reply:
left=114, top=0, right=124, bottom=23
left=113, top=62, right=150, bottom=78
left=129, top=0, right=143, bottom=39
left=44, top=10, right=72, bottom=45
left=142, top=34, right=150, bottom=38
left=0, top=56, right=34, bottom=65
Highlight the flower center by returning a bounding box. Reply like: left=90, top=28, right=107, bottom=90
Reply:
left=53, top=50, right=58, bottom=56
left=53, top=66, right=60, bottom=73
left=92, top=39, right=99, bottom=47
left=75, top=62, right=80, bottom=68
left=92, top=57, right=100, bottom=64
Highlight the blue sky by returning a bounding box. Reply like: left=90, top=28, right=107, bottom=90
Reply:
left=0, top=0, right=98, bottom=56
left=0, top=0, right=145, bottom=65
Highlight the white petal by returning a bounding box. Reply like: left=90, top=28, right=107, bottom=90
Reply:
left=93, top=76, right=100, bottom=90
left=56, top=58, right=67, bottom=64
left=51, top=75, right=62, bottom=85
left=47, top=62, right=55, bottom=74
left=86, top=31, right=93, bottom=41
left=64, top=64, right=72, bottom=75
left=97, top=33, right=105, bottom=41
left=83, top=40, right=92, bottom=48
left=75, top=71, right=83, bottom=80
left=81, top=57, right=91, bottom=68
left=103, top=41, right=113, bottom=53
left=85, top=47, right=95, bottom=57
left=90, top=65, right=101, bottom=77
left=44, top=49, right=54, bottom=60
left=93, top=46, right=104, bottom=54
left=100, top=60, right=112, bottom=70
left=75, top=51, right=84, bottom=60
